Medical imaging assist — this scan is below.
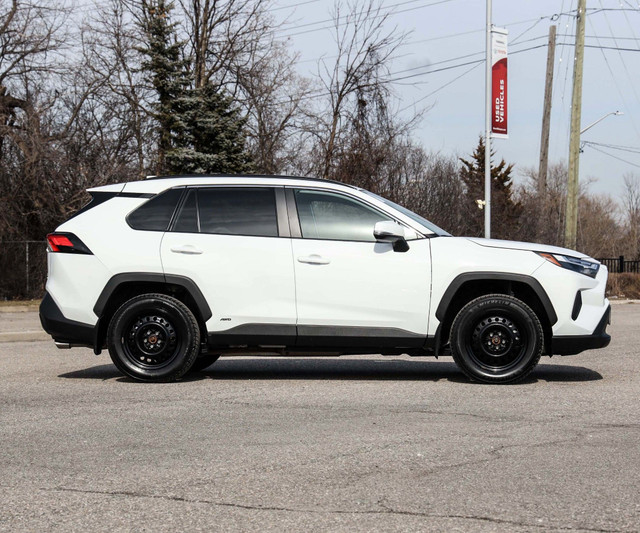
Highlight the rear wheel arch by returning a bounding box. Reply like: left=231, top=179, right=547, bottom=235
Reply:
left=435, top=273, right=556, bottom=354
left=93, top=273, right=211, bottom=353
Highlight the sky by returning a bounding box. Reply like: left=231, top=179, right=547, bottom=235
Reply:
left=270, top=0, right=640, bottom=201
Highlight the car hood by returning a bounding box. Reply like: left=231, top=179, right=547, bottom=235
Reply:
left=465, top=237, right=593, bottom=260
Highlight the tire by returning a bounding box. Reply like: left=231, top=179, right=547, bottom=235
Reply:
left=449, top=294, right=543, bottom=384
left=189, top=353, right=221, bottom=372
left=107, top=293, right=200, bottom=382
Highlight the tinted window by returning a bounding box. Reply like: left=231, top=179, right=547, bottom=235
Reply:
left=173, top=189, right=198, bottom=233
left=294, top=189, right=391, bottom=242
left=198, top=188, right=278, bottom=237
left=127, top=188, right=183, bottom=231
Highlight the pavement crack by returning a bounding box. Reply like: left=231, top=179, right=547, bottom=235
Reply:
left=40, top=487, right=626, bottom=532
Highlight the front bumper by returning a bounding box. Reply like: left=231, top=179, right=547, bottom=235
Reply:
left=40, top=292, right=95, bottom=347
left=551, top=305, right=611, bottom=355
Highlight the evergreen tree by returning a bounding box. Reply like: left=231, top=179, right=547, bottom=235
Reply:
left=166, top=84, right=252, bottom=174
left=137, top=0, right=190, bottom=173
left=137, top=0, right=252, bottom=174
left=460, top=136, right=520, bottom=239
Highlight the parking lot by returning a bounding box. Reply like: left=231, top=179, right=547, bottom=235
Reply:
left=1, top=304, right=639, bottom=532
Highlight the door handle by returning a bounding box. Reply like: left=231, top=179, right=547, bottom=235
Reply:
left=297, top=254, right=330, bottom=265
left=170, top=245, right=203, bottom=255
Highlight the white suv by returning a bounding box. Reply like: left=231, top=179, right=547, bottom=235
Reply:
left=40, top=175, right=611, bottom=383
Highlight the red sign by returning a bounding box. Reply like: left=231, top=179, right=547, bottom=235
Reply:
left=491, top=28, right=508, bottom=138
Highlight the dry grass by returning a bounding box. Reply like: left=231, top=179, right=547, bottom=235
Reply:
left=607, top=273, right=640, bottom=299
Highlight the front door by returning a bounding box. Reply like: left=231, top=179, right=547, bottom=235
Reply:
left=289, top=188, right=432, bottom=347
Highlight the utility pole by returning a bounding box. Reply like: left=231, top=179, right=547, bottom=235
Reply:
left=538, top=24, right=557, bottom=195
left=565, top=0, right=586, bottom=250
left=484, top=0, right=492, bottom=239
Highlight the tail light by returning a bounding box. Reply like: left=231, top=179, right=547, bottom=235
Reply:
left=47, top=233, right=93, bottom=255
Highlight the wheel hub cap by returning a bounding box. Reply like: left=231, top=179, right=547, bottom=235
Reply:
left=126, top=315, right=177, bottom=366
left=471, top=315, right=523, bottom=363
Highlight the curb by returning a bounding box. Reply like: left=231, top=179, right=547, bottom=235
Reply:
left=0, top=331, right=50, bottom=343
left=0, top=304, right=39, bottom=313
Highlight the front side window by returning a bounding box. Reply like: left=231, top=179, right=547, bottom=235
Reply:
left=177, top=187, right=278, bottom=237
left=294, top=189, right=392, bottom=242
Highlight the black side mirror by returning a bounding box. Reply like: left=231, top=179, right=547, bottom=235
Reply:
left=373, top=221, right=409, bottom=252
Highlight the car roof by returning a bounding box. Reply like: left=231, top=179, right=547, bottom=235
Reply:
left=89, top=174, right=359, bottom=195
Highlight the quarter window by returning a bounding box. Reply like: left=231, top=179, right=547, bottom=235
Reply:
left=294, top=189, right=392, bottom=242
left=127, top=188, right=183, bottom=231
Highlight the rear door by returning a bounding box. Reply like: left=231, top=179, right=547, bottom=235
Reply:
left=160, top=186, right=296, bottom=341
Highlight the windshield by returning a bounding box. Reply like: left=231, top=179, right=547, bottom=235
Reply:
left=362, top=190, right=451, bottom=236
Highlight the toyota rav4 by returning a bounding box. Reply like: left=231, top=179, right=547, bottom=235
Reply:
left=40, top=175, right=611, bottom=383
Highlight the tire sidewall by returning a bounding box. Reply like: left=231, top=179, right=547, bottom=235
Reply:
left=451, top=296, right=543, bottom=383
left=108, top=295, right=199, bottom=382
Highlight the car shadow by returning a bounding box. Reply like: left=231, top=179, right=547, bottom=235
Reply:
left=58, top=358, right=603, bottom=384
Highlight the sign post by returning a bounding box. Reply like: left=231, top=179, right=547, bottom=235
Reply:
left=484, top=19, right=508, bottom=239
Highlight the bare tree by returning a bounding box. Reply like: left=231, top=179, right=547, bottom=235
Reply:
left=621, top=173, right=640, bottom=259
left=238, top=40, right=313, bottom=174
left=311, top=0, right=406, bottom=179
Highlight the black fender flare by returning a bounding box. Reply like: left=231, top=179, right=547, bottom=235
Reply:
left=93, top=272, right=212, bottom=322
left=435, top=272, right=558, bottom=326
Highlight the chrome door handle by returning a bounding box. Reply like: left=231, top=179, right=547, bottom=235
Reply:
left=297, top=254, right=330, bottom=265
left=170, top=245, right=203, bottom=255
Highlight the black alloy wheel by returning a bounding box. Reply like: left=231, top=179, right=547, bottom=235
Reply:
left=107, top=293, right=200, bottom=382
left=450, top=294, right=544, bottom=384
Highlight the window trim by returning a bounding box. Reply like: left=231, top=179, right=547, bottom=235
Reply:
left=287, top=186, right=424, bottom=243
left=168, top=185, right=285, bottom=239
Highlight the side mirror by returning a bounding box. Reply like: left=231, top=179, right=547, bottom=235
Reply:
left=373, top=221, right=409, bottom=252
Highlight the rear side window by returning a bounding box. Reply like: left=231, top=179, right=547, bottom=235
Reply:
left=173, top=189, right=198, bottom=233
left=127, top=188, right=184, bottom=231
left=179, top=188, right=278, bottom=237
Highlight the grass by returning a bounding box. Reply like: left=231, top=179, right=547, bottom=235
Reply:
left=606, top=273, right=640, bottom=299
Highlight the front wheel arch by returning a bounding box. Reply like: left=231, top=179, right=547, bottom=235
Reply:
left=435, top=273, right=555, bottom=355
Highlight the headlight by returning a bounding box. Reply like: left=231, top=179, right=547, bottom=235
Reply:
left=537, top=252, right=600, bottom=278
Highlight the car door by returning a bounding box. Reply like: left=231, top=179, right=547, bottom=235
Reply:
left=160, top=186, right=296, bottom=342
left=289, top=187, right=432, bottom=347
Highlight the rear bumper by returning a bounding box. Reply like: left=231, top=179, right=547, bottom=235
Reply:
left=39, top=292, right=94, bottom=347
left=551, top=305, right=611, bottom=355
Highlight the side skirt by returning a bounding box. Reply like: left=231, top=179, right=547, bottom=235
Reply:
left=207, top=323, right=436, bottom=356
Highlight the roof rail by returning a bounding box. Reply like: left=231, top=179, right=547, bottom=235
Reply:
left=143, top=173, right=355, bottom=188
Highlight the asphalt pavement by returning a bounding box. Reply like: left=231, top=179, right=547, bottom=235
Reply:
left=1, top=304, right=639, bottom=532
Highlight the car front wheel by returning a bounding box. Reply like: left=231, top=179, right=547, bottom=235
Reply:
left=107, top=293, right=200, bottom=382
left=450, top=294, right=544, bottom=384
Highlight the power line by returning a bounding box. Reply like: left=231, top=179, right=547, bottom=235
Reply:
left=278, top=0, right=457, bottom=39
left=583, top=141, right=640, bottom=154
left=271, top=0, right=322, bottom=12
left=586, top=14, right=640, bottom=143
left=598, top=0, right=640, bottom=109
left=398, top=62, right=481, bottom=113
left=585, top=144, right=640, bottom=168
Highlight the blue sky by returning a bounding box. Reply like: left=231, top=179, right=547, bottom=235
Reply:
left=271, top=0, right=640, bottom=201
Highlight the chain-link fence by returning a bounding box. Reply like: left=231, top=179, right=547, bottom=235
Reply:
left=1, top=241, right=47, bottom=300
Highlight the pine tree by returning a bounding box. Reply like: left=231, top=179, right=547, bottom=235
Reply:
left=460, top=136, right=520, bottom=239
left=166, top=84, right=252, bottom=174
left=137, top=0, right=190, bottom=173
left=137, top=0, right=252, bottom=174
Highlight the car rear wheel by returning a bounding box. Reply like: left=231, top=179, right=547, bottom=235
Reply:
left=450, top=294, right=543, bottom=384
left=107, top=293, right=200, bottom=382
